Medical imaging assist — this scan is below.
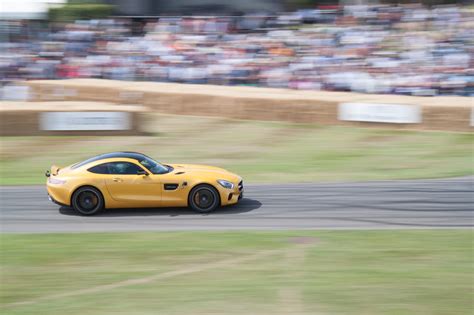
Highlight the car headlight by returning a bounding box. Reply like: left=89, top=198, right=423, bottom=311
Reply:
left=48, top=177, right=67, bottom=185
left=217, top=179, right=234, bottom=189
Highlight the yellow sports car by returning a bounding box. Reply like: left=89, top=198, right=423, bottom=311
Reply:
left=46, top=152, right=243, bottom=215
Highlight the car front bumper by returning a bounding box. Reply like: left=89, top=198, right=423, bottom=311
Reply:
left=220, top=180, right=244, bottom=206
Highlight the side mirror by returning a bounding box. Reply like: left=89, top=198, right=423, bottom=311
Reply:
left=137, top=170, right=148, bottom=176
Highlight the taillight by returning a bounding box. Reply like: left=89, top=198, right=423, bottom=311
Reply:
left=48, top=177, right=66, bottom=185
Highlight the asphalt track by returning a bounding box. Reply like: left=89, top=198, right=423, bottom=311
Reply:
left=0, top=177, right=473, bottom=233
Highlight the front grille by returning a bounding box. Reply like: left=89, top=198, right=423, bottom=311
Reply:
left=238, top=180, right=243, bottom=192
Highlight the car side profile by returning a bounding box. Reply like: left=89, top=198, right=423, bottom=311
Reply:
left=46, top=152, right=243, bottom=215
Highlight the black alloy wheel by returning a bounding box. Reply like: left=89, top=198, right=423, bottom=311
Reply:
left=189, top=184, right=220, bottom=213
left=71, top=187, right=104, bottom=215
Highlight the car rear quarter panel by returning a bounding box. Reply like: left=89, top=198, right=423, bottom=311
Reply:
left=47, top=174, right=111, bottom=208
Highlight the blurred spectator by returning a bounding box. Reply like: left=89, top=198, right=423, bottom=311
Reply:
left=1, top=4, right=473, bottom=96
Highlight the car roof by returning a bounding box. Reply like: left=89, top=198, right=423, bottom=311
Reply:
left=71, top=152, right=151, bottom=169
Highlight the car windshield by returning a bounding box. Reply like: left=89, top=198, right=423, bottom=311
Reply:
left=138, top=156, right=171, bottom=174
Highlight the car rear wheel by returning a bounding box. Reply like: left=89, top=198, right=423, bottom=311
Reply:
left=72, top=186, right=104, bottom=216
left=189, top=184, right=220, bottom=213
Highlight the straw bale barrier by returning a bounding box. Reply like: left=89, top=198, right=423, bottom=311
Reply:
left=17, top=79, right=473, bottom=132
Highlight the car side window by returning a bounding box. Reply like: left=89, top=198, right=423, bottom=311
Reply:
left=88, top=163, right=109, bottom=174
left=107, top=162, right=144, bottom=175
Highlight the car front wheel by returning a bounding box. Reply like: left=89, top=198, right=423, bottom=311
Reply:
left=71, top=186, right=104, bottom=216
left=188, top=184, right=220, bottom=213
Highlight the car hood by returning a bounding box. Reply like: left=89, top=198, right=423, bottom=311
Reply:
left=168, top=163, right=241, bottom=182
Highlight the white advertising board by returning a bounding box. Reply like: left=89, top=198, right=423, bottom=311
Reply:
left=1, top=85, right=30, bottom=101
left=471, top=108, right=474, bottom=127
left=40, top=112, right=131, bottom=131
left=339, top=103, right=421, bottom=124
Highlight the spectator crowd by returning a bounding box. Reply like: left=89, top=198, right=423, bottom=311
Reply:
left=1, top=4, right=473, bottom=96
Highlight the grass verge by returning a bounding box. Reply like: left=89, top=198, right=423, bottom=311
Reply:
left=1, top=230, right=472, bottom=315
left=0, top=114, right=473, bottom=185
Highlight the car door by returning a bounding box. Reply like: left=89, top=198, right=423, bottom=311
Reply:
left=103, top=161, right=162, bottom=206
left=156, top=172, right=189, bottom=207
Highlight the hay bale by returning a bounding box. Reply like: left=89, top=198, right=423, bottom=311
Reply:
left=14, top=79, right=473, bottom=132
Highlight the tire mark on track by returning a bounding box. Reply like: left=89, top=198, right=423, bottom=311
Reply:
left=4, top=246, right=302, bottom=309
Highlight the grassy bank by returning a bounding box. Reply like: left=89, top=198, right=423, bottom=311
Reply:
left=1, top=230, right=472, bottom=315
left=1, top=114, right=473, bottom=185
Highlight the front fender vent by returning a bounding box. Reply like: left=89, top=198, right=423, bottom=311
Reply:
left=175, top=172, right=186, bottom=175
left=164, top=183, right=179, bottom=191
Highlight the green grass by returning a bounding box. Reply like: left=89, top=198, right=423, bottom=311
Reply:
left=0, top=114, right=473, bottom=185
left=0, top=230, right=472, bottom=314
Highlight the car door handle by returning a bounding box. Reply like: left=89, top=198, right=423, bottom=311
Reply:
left=113, top=178, right=123, bottom=182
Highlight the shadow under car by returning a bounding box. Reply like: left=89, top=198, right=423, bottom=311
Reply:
left=59, top=197, right=261, bottom=217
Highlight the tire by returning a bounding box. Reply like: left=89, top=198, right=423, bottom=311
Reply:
left=188, top=184, right=220, bottom=213
left=71, top=186, right=104, bottom=216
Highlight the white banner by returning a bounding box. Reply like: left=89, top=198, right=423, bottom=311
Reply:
left=471, top=108, right=474, bottom=127
left=40, top=112, right=131, bottom=131
left=1, top=85, right=30, bottom=101
left=339, top=103, right=421, bottom=124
